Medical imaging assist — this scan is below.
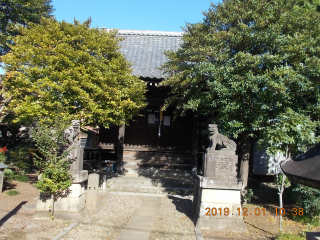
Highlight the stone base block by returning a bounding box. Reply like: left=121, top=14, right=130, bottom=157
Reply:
left=72, top=170, right=88, bottom=183
left=69, top=182, right=85, bottom=197
left=193, top=187, right=246, bottom=232
left=201, top=189, right=240, bottom=203
left=68, top=194, right=86, bottom=212
left=36, top=193, right=69, bottom=212
left=35, top=184, right=86, bottom=213
left=195, top=218, right=246, bottom=232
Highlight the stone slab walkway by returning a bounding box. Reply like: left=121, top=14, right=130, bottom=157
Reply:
left=116, top=196, right=161, bottom=240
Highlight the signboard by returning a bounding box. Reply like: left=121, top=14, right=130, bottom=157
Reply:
left=148, top=114, right=155, bottom=124
left=163, top=116, right=170, bottom=126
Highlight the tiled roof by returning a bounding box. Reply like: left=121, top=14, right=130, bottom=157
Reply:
left=102, top=28, right=183, bottom=79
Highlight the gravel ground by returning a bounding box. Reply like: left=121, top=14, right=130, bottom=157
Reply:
left=62, top=194, right=197, bottom=240
left=62, top=194, right=143, bottom=240
left=149, top=195, right=196, bottom=240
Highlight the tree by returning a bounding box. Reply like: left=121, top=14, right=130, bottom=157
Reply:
left=261, top=108, right=319, bottom=231
left=0, top=0, right=53, bottom=123
left=162, top=0, right=320, bottom=187
left=0, top=0, right=54, bottom=56
left=31, top=119, right=74, bottom=217
left=2, top=18, right=147, bottom=127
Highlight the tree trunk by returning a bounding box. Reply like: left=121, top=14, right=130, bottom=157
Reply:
left=279, top=174, right=286, bottom=232
left=239, top=133, right=251, bottom=189
left=51, top=193, right=54, bottom=219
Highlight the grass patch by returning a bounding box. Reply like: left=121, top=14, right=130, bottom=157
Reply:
left=15, top=175, right=29, bottom=182
left=291, top=214, right=320, bottom=227
left=6, top=190, right=19, bottom=196
left=276, top=233, right=305, bottom=240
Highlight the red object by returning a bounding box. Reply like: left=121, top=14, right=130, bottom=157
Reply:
left=0, top=146, right=8, bottom=153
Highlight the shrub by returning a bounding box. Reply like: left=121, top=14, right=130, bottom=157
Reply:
left=7, top=146, right=32, bottom=175
left=3, top=168, right=15, bottom=182
left=293, top=184, right=320, bottom=218
left=15, top=175, right=29, bottom=182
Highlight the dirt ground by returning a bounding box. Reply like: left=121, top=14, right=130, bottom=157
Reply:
left=0, top=178, right=319, bottom=240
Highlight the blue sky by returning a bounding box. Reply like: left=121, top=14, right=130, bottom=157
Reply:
left=52, top=0, right=219, bottom=32
left=1, top=0, right=219, bottom=74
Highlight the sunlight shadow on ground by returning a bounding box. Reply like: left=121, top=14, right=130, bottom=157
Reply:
left=0, top=201, right=28, bottom=227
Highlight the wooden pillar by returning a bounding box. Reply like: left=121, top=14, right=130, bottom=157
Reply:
left=117, top=123, right=125, bottom=173
left=192, top=114, right=199, bottom=175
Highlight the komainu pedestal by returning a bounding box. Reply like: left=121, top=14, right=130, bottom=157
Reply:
left=192, top=124, right=246, bottom=232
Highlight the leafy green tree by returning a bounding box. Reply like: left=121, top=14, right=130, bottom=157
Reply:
left=0, top=0, right=54, bottom=56
left=0, top=0, right=53, bottom=123
left=261, top=109, right=319, bottom=231
left=162, top=0, right=320, bottom=187
left=31, top=120, right=73, bottom=217
left=2, top=18, right=146, bottom=127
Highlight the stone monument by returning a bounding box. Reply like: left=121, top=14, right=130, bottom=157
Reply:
left=34, top=120, right=88, bottom=220
left=192, top=124, right=246, bottom=232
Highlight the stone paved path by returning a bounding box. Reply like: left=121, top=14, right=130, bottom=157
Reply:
left=116, top=196, right=161, bottom=240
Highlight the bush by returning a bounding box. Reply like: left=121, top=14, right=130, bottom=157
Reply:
left=3, top=169, right=15, bottom=182
left=15, top=175, right=29, bottom=182
left=291, top=214, right=320, bottom=227
left=7, top=146, right=33, bottom=175
left=293, top=184, right=320, bottom=218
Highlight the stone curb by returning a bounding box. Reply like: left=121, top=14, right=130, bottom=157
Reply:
left=52, top=222, right=79, bottom=240
left=194, top=227, right=204, bottom=240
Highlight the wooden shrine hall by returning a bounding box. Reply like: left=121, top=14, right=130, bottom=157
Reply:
left=98, top=29, right=199, bottom=175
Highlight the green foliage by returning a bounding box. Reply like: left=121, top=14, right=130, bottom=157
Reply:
left=0, top=147, right=7, bottom=163
left=31, top=120, right=73, bottom=194
left=261, top=109, right=319, bottom=159
left=0, top=0, right=53, bottom=56
left=2, top=18, right=146, bottom=127
left=242, top=188, right=253, bottom=203
left=15, top=175, right=29, bottom=182
left=162, top=0, right=320, bottom=138
left=7, top=145, right=32, bottom=174
left=293, top=184, right=320, bottom=218
left=275, top=174, right=291, bottom=189
left=3, top=168, right=15, bottom=181
left=291, top=214, right=320, bottom=226
left=6, top=190, right=19, bottom=196
left=276, top=233, right=305, bottom=240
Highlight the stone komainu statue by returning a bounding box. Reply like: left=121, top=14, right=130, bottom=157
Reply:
left=207, top=124, right=237, bottom=153
left=64, top=120, right=80, bottom=145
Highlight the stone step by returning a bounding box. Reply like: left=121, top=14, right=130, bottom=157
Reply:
left=106, top=176, right=194, bottom=188
left=123, top=151, right=192, bottom=158
left=123, top=155, right=192, bottom=160
left=123, top=168, right=193, bottom=177
left=108, top=184, right=194, bottom=195
left=123, top=162, right=192, bottom=170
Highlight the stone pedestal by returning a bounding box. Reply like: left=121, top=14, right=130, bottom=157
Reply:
left=86, top=173, right=99, bottom=211
left=193, top=175, right=246, bottom=232
left=193, top=150, right=246, bottom=232
left=0, top=170, right=4, bottom=194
